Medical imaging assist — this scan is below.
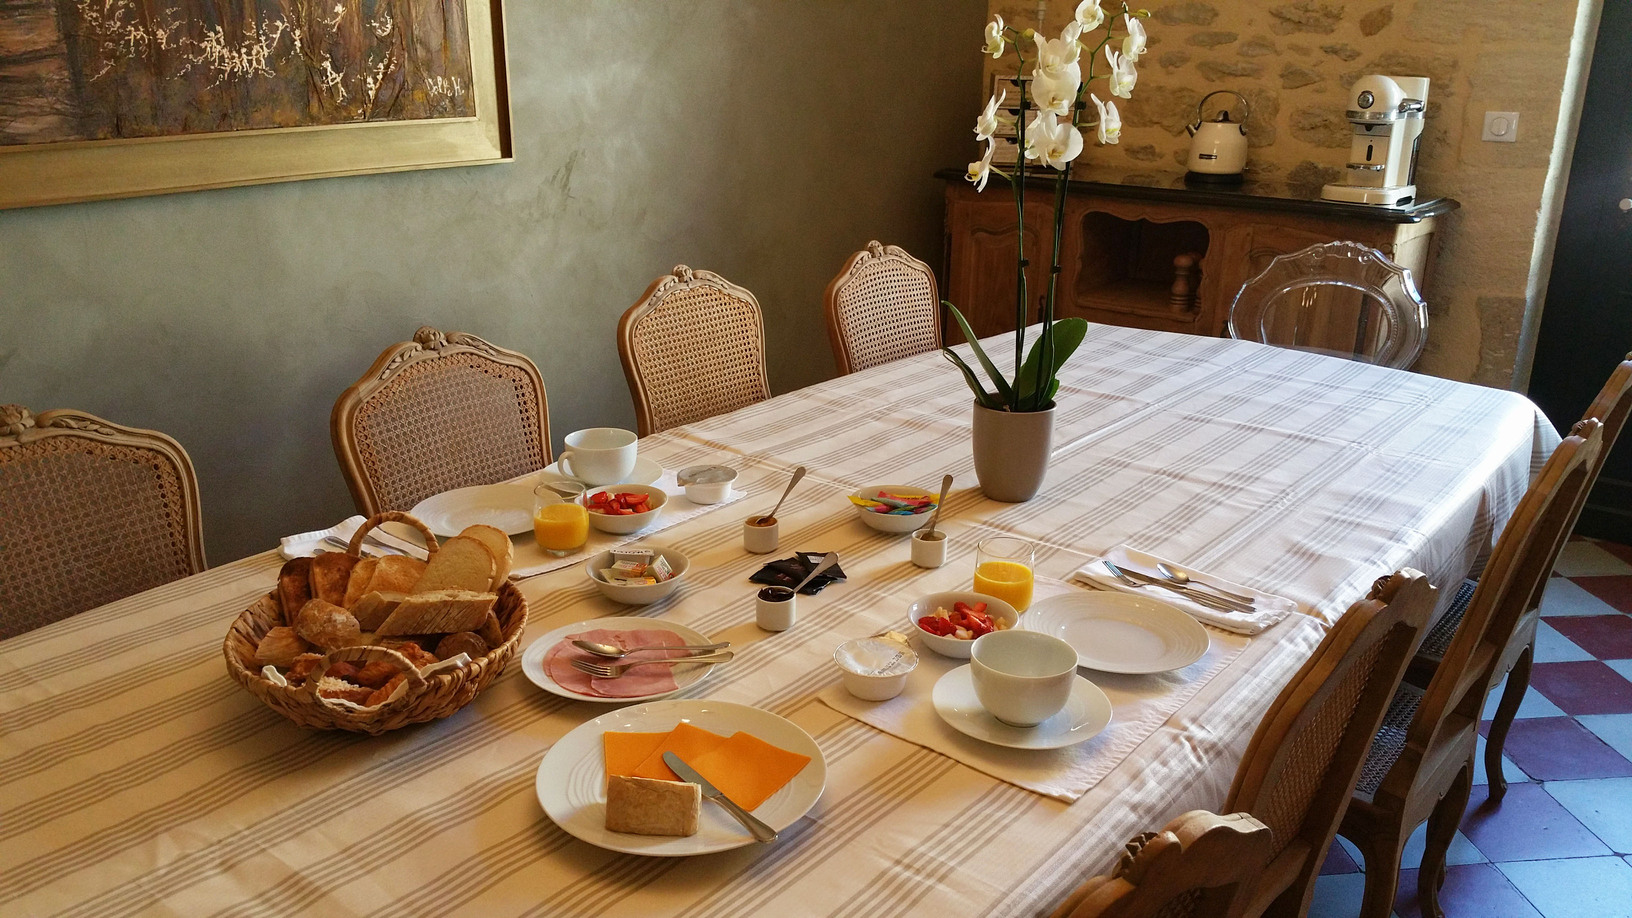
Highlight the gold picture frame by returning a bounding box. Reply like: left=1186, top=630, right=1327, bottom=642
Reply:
left=0, top=0, right=512, bottom=211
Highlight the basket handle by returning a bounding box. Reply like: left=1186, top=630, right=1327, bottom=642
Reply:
left=347, top=511, right=439, bottom=560
left=302, top=644, right=432, bottom=712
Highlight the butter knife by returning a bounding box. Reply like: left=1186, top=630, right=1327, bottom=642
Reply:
left=663, top=751, right=778, bottom=843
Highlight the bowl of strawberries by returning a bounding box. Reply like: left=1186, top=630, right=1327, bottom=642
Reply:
left=907, top=591, right=1020, bottom=659
left=582, top=484, right=667, bottom=535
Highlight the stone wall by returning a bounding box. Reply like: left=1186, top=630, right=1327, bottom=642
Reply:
left=984, top=0, right=1590, bottom=385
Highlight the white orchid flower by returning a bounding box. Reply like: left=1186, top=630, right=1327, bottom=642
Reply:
left=1031, top=68, right=1080, bottom=117
left=1122, top=14, right=1147, bottom=62
left=1062, top=20, right=1083, bottom=47
left=967, top=139, right=997, bottom=191
left=1031, top=29, right=1080, bottom=79
left=983, top=14, right=1006, bottom=58
left=1091, top=93, right=1121, bottom=144
left=1105, top=46, right=1138, bottom=99
left=974, top=89, right=1008, bottom=141
left=1024, top=111, right=1084, bottom=170
left=1074, top=0, right=1104, bottom=31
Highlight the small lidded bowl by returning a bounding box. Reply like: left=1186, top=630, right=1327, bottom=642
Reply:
left=833, top=635, right=919, bottom=701
left=676, top=465, right=738, bottom=504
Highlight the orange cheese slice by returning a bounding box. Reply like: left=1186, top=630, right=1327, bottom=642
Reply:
left=686, top=731, right=813, bottom=811
left=603, top=731, right=671, bottom=778
left=628, top=722, right=730, bottom=781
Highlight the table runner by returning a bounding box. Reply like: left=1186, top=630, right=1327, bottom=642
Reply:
left=0, top=325, right=1558, bottom=918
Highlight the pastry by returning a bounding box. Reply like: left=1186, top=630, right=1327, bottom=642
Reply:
left=458, top=524, right=514, bottom=587
left=254, top=626, right=312, bottom=668
left=409, top=536, right=496, bottom=594
left=308, top=551, right=358, bottom=606
left=364, top=672, right=408, bottom=707
left=285, top=653, right=325, bottom=685
left=354, top=660, right=401, bottom=688
left=476, top=609, right=505, bottom=649
left=604, top=775, right=700, bottom=837
left=294, top=598, right=363, bottom=650
left=315, top=677, right=374, bottom=705
left=434, top=631, right=489, bottom=660
left=374, top=589, right=496, bottom=636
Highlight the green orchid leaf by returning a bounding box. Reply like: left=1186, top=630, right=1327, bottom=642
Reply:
left=1014, top=317, right=1088, bottom=403
left=942, top=301, right=1017, bottom=406
left=941, top=350, right=1004, bottom=409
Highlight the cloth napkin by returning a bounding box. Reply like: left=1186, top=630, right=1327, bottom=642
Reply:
left=1069, top=546, right=1297, bottom=636
left=278, top=515, right=428, bottom=560
left=819, top=580, right=1256, bottom=802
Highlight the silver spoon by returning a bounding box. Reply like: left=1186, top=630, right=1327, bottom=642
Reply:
left=924, top=474, right=953, bottom=538
left=1156, top=562, right=1256, bottom=604
left=572, top=639, right=730, bottom=658
left=1102, top=561, right=1244, bottom=613
left=757, top=465, right=806, bottom=525
left=789, top=551, right=839, bottom=595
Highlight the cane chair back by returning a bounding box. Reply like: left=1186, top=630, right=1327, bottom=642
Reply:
left=1224, top=570, right=1434, bottom=918
left=331, top=326, right=551, bottom=516
left=0, top=405, right=206, bottom=638
left=1338, top=423, right=1603, bottom=918
left=1047, top=811, right=1275, bottom=918
left=1228, top=242, right=1428, bottom=370
left=618, top=265, right=770, bottom=436
left=824, top=241, right=942, bottom=375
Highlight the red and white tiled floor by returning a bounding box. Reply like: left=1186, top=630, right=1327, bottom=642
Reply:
left=1311, top=537, right=1632, bottom=918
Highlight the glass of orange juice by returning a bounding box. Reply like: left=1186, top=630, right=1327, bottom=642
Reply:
left=973, top=537, right=1036, bottom=612
left=534, top=484, right=589, bottom=556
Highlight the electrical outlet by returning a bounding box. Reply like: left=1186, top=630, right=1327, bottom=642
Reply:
left=1482, top=111, right=1520, bottom=143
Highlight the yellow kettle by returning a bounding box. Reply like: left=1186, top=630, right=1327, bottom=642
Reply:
left=1185, top=90, right=1249, bottom=184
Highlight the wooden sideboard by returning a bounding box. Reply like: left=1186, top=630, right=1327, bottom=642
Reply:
left=940, top=168, right=1459, bottom=340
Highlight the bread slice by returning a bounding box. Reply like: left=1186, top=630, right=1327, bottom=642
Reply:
left=604, top=776, right=700, bottom=837
left=341, top=558, right=379, bottom=609
left=365, top=555, right=427, bottom=595
left=374, top=589, right=496, bottom=636
left=255, top=626, right=313, bottom=668
left=351, top=590, right=407, bottom=632
left=309, top=551, right=359, bottom=606
left=276, top=557, right=314, bottom=622
left=410, top=536, right=495, bottom=594
left=458, top=525, right=514, bottom=587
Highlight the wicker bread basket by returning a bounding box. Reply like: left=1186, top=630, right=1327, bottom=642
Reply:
left=224, top=511, right=528, bottom=734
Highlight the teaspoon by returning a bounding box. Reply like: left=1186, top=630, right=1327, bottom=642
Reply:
left=573, top=639, right=730, bottom=658
left=1155, top=562, right=1256, bottom=604
left=924, top=474, right=953, bottom=539
left=788, top=551, right=839, bottom=594
left=757, top=465, right=806, bottom=524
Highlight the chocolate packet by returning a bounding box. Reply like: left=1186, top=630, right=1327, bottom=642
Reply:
left=749, top=552, right=847, bottom=595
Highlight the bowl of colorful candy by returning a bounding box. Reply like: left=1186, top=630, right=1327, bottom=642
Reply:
left=848, top=484, right=937, bottom=534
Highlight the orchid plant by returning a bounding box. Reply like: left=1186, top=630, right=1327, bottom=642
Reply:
left=945, top=2, right=1152, bottom=413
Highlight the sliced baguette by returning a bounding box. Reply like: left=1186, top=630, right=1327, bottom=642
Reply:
left=309, top=551, right=359, bottom=607
left=374, top=589, right=497, bottom=636
left=458, top=524, right=514, bottom=587
left=409, top=536, right=495, bottom=595
left=341, top=558, right=379, bottom=609
left=351, top=590, right=408, bottom=632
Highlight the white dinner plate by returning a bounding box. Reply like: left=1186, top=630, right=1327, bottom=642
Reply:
left=521, top=617, right=721, bottom=703
left=540, top=455, right=663, bottom=487
left=1021, top=592, right=1210, bottom=674
left=536, top=699, right=826, bottom=856
left=410, top=483, right=537, bottom=537
left=931, top=666, right=1112, bottom=750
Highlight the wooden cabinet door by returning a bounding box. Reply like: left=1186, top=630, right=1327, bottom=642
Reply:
left=944, top=187, right=1049, bottom=340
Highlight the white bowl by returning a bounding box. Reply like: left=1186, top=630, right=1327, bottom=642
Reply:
left=584, top=546, right=689, bottom=605
left=583, top=484, right=667, bottom=534
left=906, top=591, right=1021, bottom=659
left=850, top=484, right=937, bottom=534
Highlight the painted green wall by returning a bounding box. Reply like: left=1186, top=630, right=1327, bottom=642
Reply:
left=0, top=1, right=986, bottom=563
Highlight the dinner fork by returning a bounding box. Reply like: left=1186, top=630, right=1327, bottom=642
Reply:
left=569, top=652, right=735, bottom=678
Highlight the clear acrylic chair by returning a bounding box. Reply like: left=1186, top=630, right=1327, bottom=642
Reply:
left=1227, top=242, right=1428, bottom=369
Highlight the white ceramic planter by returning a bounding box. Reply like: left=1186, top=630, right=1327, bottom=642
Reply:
left=971, top=401, right=1054, bottom=502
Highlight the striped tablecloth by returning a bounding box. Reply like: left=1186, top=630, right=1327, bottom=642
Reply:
left=0, top=326, right=1558, bottom=918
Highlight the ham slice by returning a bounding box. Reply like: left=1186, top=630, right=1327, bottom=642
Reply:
left=542, top=628, right=692, bottom=697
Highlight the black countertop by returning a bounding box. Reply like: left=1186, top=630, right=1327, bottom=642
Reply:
left=936, top=167, right=1459, bottom=224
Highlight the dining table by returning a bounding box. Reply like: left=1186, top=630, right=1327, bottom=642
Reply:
left=0, top=323, right=1560, bottom=918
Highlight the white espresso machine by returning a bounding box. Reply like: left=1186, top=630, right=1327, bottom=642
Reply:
left=1321, top=74, right=1429, bottom=207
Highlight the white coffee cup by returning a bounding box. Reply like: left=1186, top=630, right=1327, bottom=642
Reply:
left=969, top=630, right=1078, bottom=727
left=559, top=428, right=638, bottom=486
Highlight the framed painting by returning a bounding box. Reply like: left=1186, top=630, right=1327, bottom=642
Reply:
left=0, top=0, right=511, bottom=210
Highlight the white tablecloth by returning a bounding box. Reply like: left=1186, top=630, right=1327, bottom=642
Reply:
left=0, top=326, right=1557, bottom=917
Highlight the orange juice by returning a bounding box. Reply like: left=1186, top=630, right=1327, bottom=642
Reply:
left=974, top=560, right=1034, bottom=611
left=533, top=502, right=589, bottom=555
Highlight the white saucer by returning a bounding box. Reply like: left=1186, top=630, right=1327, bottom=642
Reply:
left=540, top=456, right=663, bottom=487
left=410, top=483, right=537, bottom=537
left=1022, top=592, right=1209, bottom=674
left=931, top=666, right=1111, bottom=749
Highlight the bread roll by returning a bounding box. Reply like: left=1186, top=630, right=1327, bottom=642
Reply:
left=458, top=525, right=514, bottom=587
left=315, top=677, right=374, bottom=705
left=254, top=626, right=312, bottom=668
left=295, top=598, right=363, bottom=650
left=309, top=551, right=359, bottom=606
left=435, top=631, right=489, bottom=660
left=375, top=589, right=496, bottom=636
left=341, top=558, right=378, bottom=609
left=276, top=557, right=314, bottom=621
left=604, top=776, right=700, bottom=837
left=409, top=536, right=495, bottom=594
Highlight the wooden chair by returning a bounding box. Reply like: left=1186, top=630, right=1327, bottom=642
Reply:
left=824, top=240, right=942, bottom=375
left=0, top=405, right=206, bottom=639
left=1047, top=811, right=1275, bottom=918
left=617, top=264, right=771, bottom=436
left=1338, top=421, right=1605, bottom=918
left=1225, top=569, right=1435, bottom=918
left=1227, top=241, right=1428, bottom=370
left=331, top=326, right=551, bottom=516
left=1409, top=351, right=1631, bottom=799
